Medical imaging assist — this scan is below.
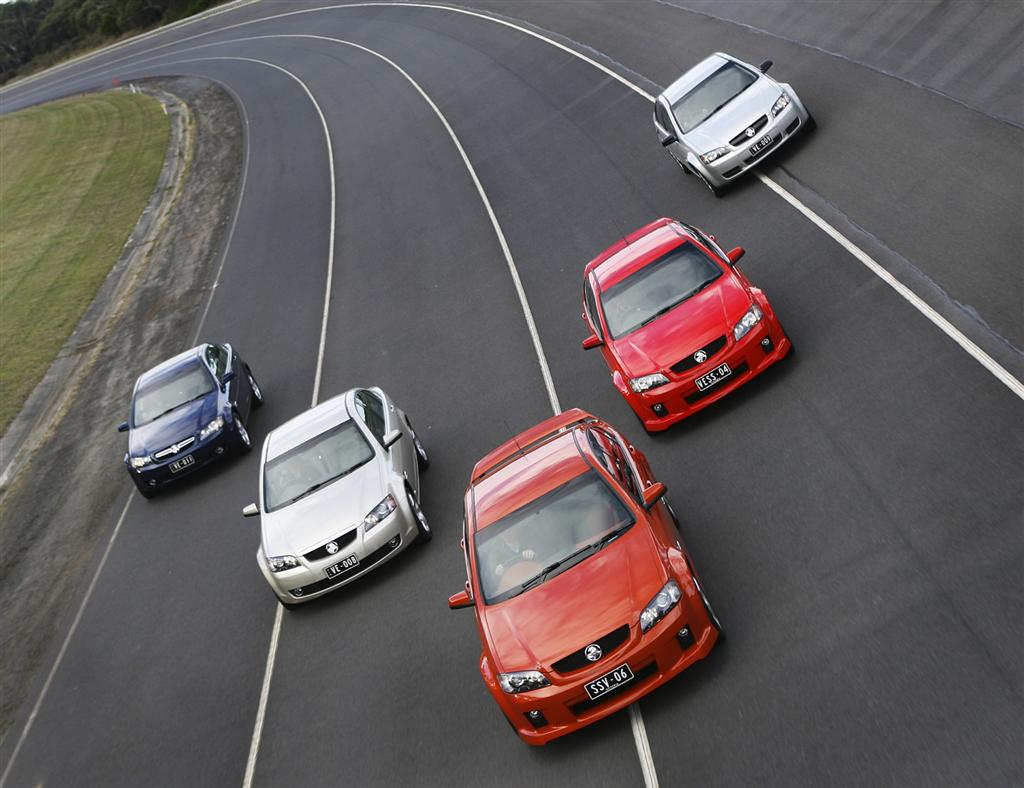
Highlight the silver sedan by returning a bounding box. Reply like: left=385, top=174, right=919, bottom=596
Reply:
left=243, top=387, right=431, bottom=607
left=653, top=52, right=812, bottom=195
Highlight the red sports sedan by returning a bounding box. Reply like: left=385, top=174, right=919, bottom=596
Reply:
left=448, top=409, right=722, bottom=744
left=581, top=217, right=791, bottom=431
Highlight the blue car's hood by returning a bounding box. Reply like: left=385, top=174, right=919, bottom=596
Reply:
left=130, top=395, right=219, bottom=457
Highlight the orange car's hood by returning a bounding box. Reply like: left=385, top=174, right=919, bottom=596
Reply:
left=480, top=525, right=666, bottom=673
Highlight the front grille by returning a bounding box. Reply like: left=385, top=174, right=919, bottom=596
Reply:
left=743, top=135, right=781, bottom=164
left=153, top=435, right=196, bottom=459
left=685, top=361, right=750, bottom=404
left=303, top=528, right=359, bottom=562
left=552, top=625, right=630, bottom=674
left=671, top=336, right=727, bottom=374
left=290, top=536, right=401, bottom=597
left=569, top=661, right=659, bottom=717
left=729, top=115, right=768, bottom=146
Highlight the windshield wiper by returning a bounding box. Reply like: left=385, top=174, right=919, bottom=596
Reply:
left=150, top=392, right=211, bottom=421
left=289, top=481, right=325, bottom=503
left=519, top=543, right=600, bottom=592
left=593, top=523, right=633, bottom=551
left=636, top=278, right=718, bottom=330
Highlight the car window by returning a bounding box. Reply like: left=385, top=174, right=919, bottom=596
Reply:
left=654, top=100, right=673, bottom=133
left=587, top=427, right=641, bottom=502
left=584, top=280, right=603, bottom=338
left=474, top=471, right=634, bottom=605
left=203, top=344, right=229, bottom=378
left=263, top=420, right=374, bottom=511
left=599, top=242, right=723, bottom=339
left=354, top=390, right=387, bottom=445
left=133, top=362, right=215, bottom=426
left=671, top=61, right=758, bottom=133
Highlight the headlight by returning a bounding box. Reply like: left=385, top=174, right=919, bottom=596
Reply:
left=639, top=579, right=682, bottom=633
left=771, top=93, right=790, bottom=116
left=266, top=555, right=300, bottom=573
left=199, top=416, right=224, bottom=440
left=732, top=303, right=764, bottom=341
left=498, top=670, right=550, bottom=694
left=362, top=494, right=397, bottom=532
left=130, top=455, right=152, bottom=469
left=699, top=146, right=730, bottom=165
left=629, top=373, right=669, bottom=393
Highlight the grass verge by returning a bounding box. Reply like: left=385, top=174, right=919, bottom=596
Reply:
left=0, top=91, right=169, bottom=435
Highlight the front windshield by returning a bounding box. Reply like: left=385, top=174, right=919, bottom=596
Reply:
left=475, top=471, right=634, bottom=604
left=671, top=61, right=758, bottom=133
left=133, top=362, right=215, bottom=426
left=600, top=243, right=722, bottom=339
left=263, top=421, right=374, bottom=511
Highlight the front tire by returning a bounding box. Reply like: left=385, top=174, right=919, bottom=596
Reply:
left=408, top=422, right=429, bottom=470
left=693, top=573, right=725, bottom=641
left=234, top=413, right=252, bottom=454
left=246, top=367, right=264, bottom=408
left=694, top=167, right=724, bottom=198
left=407, top=487, right=431, bottom=544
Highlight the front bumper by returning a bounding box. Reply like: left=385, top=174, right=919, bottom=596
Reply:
left=126, top=427, right=236, bottom=490
left=258, top=495, right=421, bottom=604
left=621, top=309, right=791, bottom=431
left=690, top=97, right=809, bottom=187
left=488, top=577, right=719, bottom=745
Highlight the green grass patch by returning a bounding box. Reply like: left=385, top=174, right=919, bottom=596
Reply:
left=0, top=91, right=169, bottom=435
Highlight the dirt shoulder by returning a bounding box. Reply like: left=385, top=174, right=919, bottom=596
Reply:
left=0, top=76, right=243, bottom=741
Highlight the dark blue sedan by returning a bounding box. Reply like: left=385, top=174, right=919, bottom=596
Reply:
left=118, top=343, right=263, bottom=498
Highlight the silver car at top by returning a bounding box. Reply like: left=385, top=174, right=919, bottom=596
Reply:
left=243, top=386, right=431, bottom=607
left=653, top=52, right=812, bottom=195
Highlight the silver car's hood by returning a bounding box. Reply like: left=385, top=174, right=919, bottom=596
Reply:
left=681, top=77, right=782, bottom=152
left=261, top=459, right=386, bottom=557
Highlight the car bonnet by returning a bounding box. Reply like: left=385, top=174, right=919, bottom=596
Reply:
left=680, top=76, right=782, bottom=153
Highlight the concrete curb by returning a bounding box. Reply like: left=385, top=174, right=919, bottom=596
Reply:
left=0, top=86, right=193, bottom=492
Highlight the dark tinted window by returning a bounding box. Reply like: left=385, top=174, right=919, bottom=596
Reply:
left=584, top=280, right=603, bottom=338
left=263, top=421, right=374, bottom=511
left=654, top=100, right=673, bottom=132
left=354, top=390, right=387, bottom=444
left=671, top=61, right=758, bottom=133
left=599, top=243, right=722, bottom=338
left=204, top=344, right=229, bottom=377
left=587, top=427, right=641, bottom=502
left=133, top=362, right=215, bottom=426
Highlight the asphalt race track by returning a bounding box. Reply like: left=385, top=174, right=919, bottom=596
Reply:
left=1, top=2, right=1021, bottom=786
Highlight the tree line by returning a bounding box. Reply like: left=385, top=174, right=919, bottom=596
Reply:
left=1, top=0, right=223, bottom=84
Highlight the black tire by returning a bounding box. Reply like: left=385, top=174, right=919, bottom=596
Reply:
left=408, top=422, right=429, bottom=470
left=131, top=473, right=157, bottom=499
left=407, top=486, right=432, bottom=544
left=246, top=366, right=264, bottom=408
left=693, top=573, right=725, bottom=641
left=234, top=412, right=252, bottom=454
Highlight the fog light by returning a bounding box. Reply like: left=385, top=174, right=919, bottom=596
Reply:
left=146, top=480, right=157, bottom=487
left=760, top=336, right=772, bottom=352
left=652, top=403, right=668, bottom=417
left=524, top=710, right=548, bottom=729
left=292, top=587, right=304, bottom=597
left=388, top=536, right=401, bottom=549
left=215, top=446, right=225, bottom=455
left=677, top=625, right=694, bottom=649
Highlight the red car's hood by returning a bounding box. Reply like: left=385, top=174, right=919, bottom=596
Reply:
left=480, top=526, right=666, bottom=672
left=609, top=273, right=751, bottom=376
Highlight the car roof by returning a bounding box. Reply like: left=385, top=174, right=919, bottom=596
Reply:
left=265, top=391, right=352, bottom=459
left=471, top=427, right=593, bottom=532
left=136, top=344, right=208, bottom=387
left=660, top=52, right=734, bottom=105
left=589, top=220, right=694, bottom=291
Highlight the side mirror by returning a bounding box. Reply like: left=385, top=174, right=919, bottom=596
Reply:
left=383, top=429, right=402, bottom=449
left=582, top=334, right=603, bottom=350
left=759, top=59, right=773, bottom=73
left=242, top=503, right=259, bottom=517
left=448, top=588, right=474, bottom=609
left=222, top=369, right=236, bottom=386
left=726, top=246, right=745, bottom=265
left=661, top=133, right=677, bottom=147
left=642, top=481, right=667, bottom=510
left=118, top=421, right=130, bottom=433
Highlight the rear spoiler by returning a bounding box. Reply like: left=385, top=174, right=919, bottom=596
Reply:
left=470, top=408, right=595, bottom=484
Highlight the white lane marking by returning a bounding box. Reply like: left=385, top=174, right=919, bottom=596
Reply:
left=0, top=0, right=262, bottom=95
left=244, top=603, right=281, bottom=788
left=0, top=496, right=134, bottom=788
left=629, top=704, right=660, bottom=788
left=0, top=74, right=261, bottom=788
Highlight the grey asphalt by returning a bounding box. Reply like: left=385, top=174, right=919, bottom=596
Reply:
left=1, top=2, right=1020, bottom=786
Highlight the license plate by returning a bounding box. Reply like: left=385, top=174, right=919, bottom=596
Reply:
left=748, top=134, right=773, bottom=155
left=325, top=554, right=359, bottom=578
left=695, top=362, right=732, bottom=391
left=585, top=663, right=635, bottom=700
left=169, top=454, right=195, bottom=473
